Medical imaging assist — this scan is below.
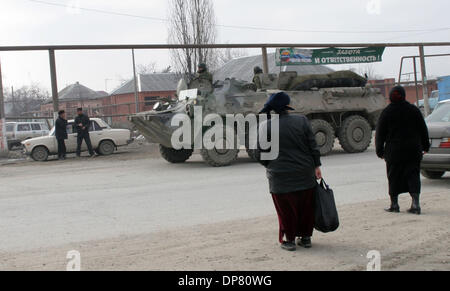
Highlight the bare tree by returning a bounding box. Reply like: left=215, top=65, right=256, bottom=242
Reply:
left=4, top=84, right=50, bottom=116
left=217, top=47, right=249, bottom=67
left=137, top=62, right=157, bottom=75
left=350, top=64, right=383, bottom=80
left=168, top=0, right=217, bottom=78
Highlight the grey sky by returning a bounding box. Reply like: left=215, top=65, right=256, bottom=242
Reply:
left=0, top=0, right=449, bottom=93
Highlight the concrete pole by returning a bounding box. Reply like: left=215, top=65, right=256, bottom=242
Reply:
left=132, top=49, right=139, bottom=114
left=413, top=57, right=420, bottom=107
left=0, top=58, right=7, bottom=153
left=49, top=49, right=59, bottom=120
left=419, top=46, right=430, bottom=116
left=261, top=47, right=269, bottom=74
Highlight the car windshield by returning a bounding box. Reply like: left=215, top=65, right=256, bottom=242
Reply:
left=426, top=102, right=450, bottom=123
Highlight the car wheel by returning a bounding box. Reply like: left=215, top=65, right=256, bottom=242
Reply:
left=98, top=140, right=115, bottom=156
left=421, top=170, right=445, bottom=180
left=31, top=146, right=49, bottom=162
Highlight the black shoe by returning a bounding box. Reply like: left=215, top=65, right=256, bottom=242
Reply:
left=385, top=206, right=400, bottom=213
left=407, top=208, right=421, bottom=215
left=385, top=195, right=400, bottom=213
left=281, top=241, right=296, bottom=252
left=408, top=193, right=421, bottom=215
left=296, top=237, right=312, bottom=249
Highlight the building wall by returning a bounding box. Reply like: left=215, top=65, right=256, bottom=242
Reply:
left=40, top=99, right=104, bottom=118
left=102, top=90, right=176, bottom=123
left=368, top=79, right=438, bottom=104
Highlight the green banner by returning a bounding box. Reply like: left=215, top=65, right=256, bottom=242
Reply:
left=276, top=47, right=385, bottom=66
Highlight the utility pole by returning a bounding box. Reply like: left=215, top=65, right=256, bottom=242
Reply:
left=0, top=58, right=7, bottom=153
left=419, top=46, right=430, bottom=116
left=49, top=49, right=59, bottom=120
left=132, top=49, right=139, bottom=114
left=261, top=47, right=269, bottom=74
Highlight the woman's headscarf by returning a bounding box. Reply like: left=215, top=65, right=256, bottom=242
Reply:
left=389, top=86, right=406, bottom=103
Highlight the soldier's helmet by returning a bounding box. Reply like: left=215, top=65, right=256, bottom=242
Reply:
left=254, top=66, right=263, bottom=74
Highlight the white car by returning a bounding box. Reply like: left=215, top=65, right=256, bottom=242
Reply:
left=22, top=118, right=133, bottom=161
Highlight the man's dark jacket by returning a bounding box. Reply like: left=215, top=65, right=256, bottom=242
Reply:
left=376, top=100, right=430, bottom=163
left=55, top=117, right=68, bottom=140
left=74, top=113, right=91, bottom=135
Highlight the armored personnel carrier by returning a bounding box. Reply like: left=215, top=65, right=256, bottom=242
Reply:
left=129, top=71, right=386, bottom=167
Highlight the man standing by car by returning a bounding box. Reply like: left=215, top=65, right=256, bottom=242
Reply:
left=75, top=108, right=94, bottom=157
left=55, top=110, right=68, bottom=160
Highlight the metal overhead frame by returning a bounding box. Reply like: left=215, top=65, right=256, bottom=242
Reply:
left=398, top=53, right=450, bottom=116
left=0, top=41, right=449, bottom=122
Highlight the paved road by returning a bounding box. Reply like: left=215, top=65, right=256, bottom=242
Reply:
left=0, top=147, right=449, bottom=252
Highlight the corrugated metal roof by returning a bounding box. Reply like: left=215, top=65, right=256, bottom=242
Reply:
left=111, top=73, right=179, bottom=96
left=213, top=53, right=334, bottom=82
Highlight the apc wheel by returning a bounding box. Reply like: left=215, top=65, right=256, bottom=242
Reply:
left=200, top=127, right=239, bottom=167
left=159, top=145, right=193, bottom=164
left=98, top=140, right=115, bottom=156
left=421, top=170, right=445, bottom=180
left=310, top=119, right=335, bottom=156
left=31, top=146, right=49, bottom=161
left=338, top=115, right=372, bottom=153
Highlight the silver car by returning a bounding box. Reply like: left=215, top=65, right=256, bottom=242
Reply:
left=421, top=100, right=450, bottom=179
left=5, top=122, right=50, bottom=150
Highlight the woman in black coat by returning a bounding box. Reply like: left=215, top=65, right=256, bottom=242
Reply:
left=375, top=86, right=430, bottom=215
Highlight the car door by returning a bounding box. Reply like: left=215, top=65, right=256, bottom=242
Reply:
left=88, top=121, right=103, bottom=149
left=65, top=122, right=78, bottom=153
left=31, top=123, right=42, bottom=138
left=16, top=123, right=32, bottom=140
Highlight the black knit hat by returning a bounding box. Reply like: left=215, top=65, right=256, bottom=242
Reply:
left=389, top=86, right=406, bottom=103
left=259, top=92, right=295, bottom=114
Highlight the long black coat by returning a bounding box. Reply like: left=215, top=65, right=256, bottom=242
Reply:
left=375, top=100, right=430, bottom=195
left=376, top=100, right=430, bottom=163
left=55, top=117, right=68, bottom=140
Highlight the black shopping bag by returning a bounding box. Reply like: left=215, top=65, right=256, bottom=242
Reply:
left=314, top=179, right=339, bottom=233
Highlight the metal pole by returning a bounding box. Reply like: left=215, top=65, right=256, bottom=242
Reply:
left=48, top=49, right=59, bottom=120
left=413, top=57, right=420, bottom=107
left=132, top=49, right=139, bottom=113
left=419, top=46, right=430, bottom=116
left=261, top=47, right=269, bottom=74
left=0, top=58, right=7, bottom=152
left=398, top=57, right=404, bottom=85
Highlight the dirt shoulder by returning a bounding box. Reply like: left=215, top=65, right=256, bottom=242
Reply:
left=1, top=191, right=449, bottom=271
